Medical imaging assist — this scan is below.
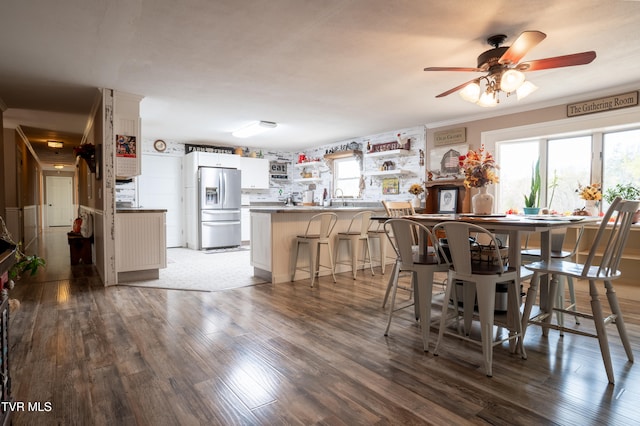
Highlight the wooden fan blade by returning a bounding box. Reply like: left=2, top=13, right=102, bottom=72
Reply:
left=424, top=66, right=484, bottom=72
left=517, top=51, right=596, bottom=71
left=499, top=30, right=546, bottom=65
left=435, top=79, right=479, bottom=98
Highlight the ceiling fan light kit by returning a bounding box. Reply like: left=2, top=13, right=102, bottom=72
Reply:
left=425, top=30, right=596, bottom=107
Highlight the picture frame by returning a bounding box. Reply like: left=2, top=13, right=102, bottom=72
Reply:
left=382, top=177, right=399, bottom=195
left=438, top=187, right=458, bottom=213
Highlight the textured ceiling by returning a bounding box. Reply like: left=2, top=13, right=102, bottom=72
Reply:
left=1, top=0, right=639, bottom=170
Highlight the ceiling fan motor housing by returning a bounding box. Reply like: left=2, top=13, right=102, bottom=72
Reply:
left=477, top=46, right=509, bottom=70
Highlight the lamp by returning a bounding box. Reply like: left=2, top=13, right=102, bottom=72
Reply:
left=500, top=69, right=525, bottom=93
left=53, top=164, right=64, bottom=169
left=47, top=140, right=64, bottom=149
left=459, top=81, right=481, bottom=103
left=232, top=121, right=277, bottom=138
left=459, top=69, right=535, bottom=108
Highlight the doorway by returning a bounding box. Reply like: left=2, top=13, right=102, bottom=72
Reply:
left=45, top=176, right=74, bottom=227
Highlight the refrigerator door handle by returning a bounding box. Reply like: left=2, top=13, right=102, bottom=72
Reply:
left=220, top=171, right=226, bottom=209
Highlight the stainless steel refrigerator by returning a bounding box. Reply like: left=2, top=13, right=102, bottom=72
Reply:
left=198, top=167, right=241, bottom=249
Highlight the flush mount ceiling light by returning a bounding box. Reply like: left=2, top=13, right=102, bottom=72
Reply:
left=53, top=164, right=64, bottom=169
left=232, top=121, right=277, bottom=138
left=47, top=140, right=64, bottom=149
left=424, top=30, right=596, bottom=107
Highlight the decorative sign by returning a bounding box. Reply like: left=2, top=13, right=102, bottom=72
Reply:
left=567, top=91, right=638, bottom=117
left=116, top=135, right=136, bottom=158
left=434, top=127, right=466, bottom=146
left=369, top=139, right=410, bottom=153
left=185, top=144, right=235, bottom=154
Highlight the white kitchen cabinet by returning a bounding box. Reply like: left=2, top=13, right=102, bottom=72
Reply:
left=240, top=157, right=269, bottom=189
left=116, top=210, right=167, bottom=282
left=114, top=91, right=143, bottom=178
left=250, top=212, right=272, bottom=272
left=241, top=207, right=251, bottom=242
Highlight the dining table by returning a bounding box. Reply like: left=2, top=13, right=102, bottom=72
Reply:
left=373, top=213, right=600, bottom=323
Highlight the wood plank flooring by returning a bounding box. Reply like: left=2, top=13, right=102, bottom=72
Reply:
left=7, top=228, right=640, bottom=425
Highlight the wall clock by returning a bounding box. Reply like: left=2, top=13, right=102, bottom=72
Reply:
left=153, top=139, right=167, bottom=152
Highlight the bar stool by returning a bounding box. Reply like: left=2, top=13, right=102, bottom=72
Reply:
left=291, top=212, right=338, bottom=287
left=333, top=210, right=375, bottom=280
left=367, top=220, right=389, bottom=274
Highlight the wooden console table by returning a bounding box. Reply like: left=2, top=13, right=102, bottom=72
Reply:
left=425, top=179, right=470, bottom=213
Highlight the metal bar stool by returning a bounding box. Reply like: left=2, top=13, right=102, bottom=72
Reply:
left=333, top=210, right=375, bottom=280
left=291, top=212, right=338, bottom=287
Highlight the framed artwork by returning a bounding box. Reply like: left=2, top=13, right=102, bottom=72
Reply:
left=382, top=177, right=399, bottom=195
left=438, top=187, right=458, bottom=213
left=429, top=143, right=467, bottom=179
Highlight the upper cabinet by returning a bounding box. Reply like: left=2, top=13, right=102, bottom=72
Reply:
left=240, top=157, right=269, bottom=189
left=114, top=91, right=144, bottom=179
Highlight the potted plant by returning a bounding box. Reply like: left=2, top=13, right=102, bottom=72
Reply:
left=1, top=216, right=46, bottom=300
left=603, top=182, right=640, bottom=223
left=408, top=183, right=425, bottom=208
left=523, top=158, right=541, bottom=214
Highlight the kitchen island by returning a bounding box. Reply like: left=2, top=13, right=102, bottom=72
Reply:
left=250, top=206, right=388, bottom=283
left=116, top=208, right=167, bottom=283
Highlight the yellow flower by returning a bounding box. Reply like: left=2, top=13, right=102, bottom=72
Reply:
left=408, top=183, right=424, bottom=195
left=576, top=183, right=602, bottom=201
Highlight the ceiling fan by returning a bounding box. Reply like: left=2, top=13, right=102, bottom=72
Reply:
left=424, top=31, right=596, bottom=107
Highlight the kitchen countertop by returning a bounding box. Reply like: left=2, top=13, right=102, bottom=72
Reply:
left=249, top=206, right=385, bottom=213
left=116, top=208, right=168, bottom=213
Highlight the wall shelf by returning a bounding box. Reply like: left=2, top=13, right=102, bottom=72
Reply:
left=293, top=178, right=323, bottom=184
left=365, top=169, right=411, bottom=177
left=324, top=150, right=362, bottom=160
left=293, top=161, right=323, bottom=169
left=366, top=149, right=412, bottom=159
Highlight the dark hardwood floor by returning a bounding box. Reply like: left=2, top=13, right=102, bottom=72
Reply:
left=7, top=227, right=640, bottom=425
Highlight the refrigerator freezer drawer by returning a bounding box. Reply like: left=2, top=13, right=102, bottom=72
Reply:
left=201, top=209, right=241, bottom=222
left=200, top=221, right=241, bottom=249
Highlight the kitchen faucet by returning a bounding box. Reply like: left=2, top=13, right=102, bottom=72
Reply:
left=334, top=188, right=345, bottom=207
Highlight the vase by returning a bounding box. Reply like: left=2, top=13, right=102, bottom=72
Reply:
left=411, top=194, right=421, bottom=209
left=584, top=200, right=599, bottom=216
left=472, top=186, right=493, bottom=215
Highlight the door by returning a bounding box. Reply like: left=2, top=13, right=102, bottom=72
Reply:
left=138, top=154, right=183, bottom=247
left=46, top=176, right=74, bottom=227
left=221, top=168, right=242, bottom=209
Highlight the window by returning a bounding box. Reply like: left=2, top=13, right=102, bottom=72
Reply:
left=603, top=128, right=640, bottom=209
left=547, top=136, right=592, bottom=214
left=497, top=136, right=592, bottom=214
left=333, top=157, right=361, bottom=197
left=497, top=127, right=640, bottom=215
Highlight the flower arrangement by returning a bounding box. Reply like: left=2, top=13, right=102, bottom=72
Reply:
left=576, top=183, right=602, bottom=201
left=73, top=143, right=95, bottom=159
left=458, top=145, right=499, bottom=188
left=408, top=183, right=424, bottom=195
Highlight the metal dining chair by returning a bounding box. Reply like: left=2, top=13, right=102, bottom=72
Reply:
left=432, top=221, right=527, bottom=377
left=521, top=225, right=585, bottom=327
left=383, top=219, right=450, bottom=352
left=521, top=197, right=639, bottom=384
left=381, top=201, right=419, bottom=308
